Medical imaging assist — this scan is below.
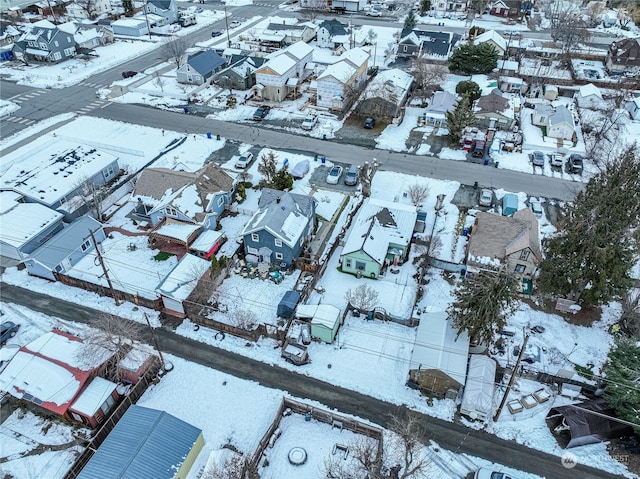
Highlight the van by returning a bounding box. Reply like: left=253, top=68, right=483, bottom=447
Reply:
left=471, top=140, right=485, bottom=158
left=344, top=164, right=358, bottom=186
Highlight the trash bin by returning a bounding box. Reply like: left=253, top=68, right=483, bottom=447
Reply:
left=314, top=155, right=318, bottom=161
left=183, top=106, right=189, bottom=114
left=495, top=161, right=500, bottom=168
left=305, top=412, right=312, bottom=422
left=206, top=132, right=212, bottom=139
left=321, top=156, right=326, bottom=164
left=463, top=227, right=469, bottom=236
left=216, top=134, right=220, bottom=140
left=474, top=181, right=478, bottom=188
left=484, top=156, right=490, bottom=166
left=323, top=134, right=327, bottom=140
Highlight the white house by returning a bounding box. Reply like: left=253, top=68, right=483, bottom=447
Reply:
left=316, top=47, right=369, bottom=110
left=547, top=105, right=575, bottom=140
left=626, top=96, right=640, bottom=120
left=575, top=83, right=603, bottom=109
left=473, top=30, right=507, bottom=56
left=255, top=41, right=313, bottom=102
left=424, top=90, right=458, bottom=126
left=66, top=0, right=112, bottom=19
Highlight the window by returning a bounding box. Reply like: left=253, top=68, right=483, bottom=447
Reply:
left=165, top=206, right=178, bottom=216
left=251, top=233, right=259, bottom=242
left=103, top=166, right=114, bottom=179
left=345, top=258, right=352, bottom=268
left=55, top=264, right=63, bottom=273
left=403, top=45, right=408, bottom=52
left=217, top=196, right=225, bottom=208
left=275, top=252, right=283, bottom=260
left=519, top=250, right=530, bottom=261
left=39, top=42, right=47, bottom=49
left=54, top=41, right=59, bottom=47
left=356, top=261, right=366, bottom=271
left=64, top=47, right=75, bottom=56
left=515, top=264, right=526, bottom=273
left=80, top=239, right=91, bottom=252
left=247, top=246, right=258, bottom=254
left=53, top=52, right=62, bottom=60
left=274, top=238, right=282, bottom=247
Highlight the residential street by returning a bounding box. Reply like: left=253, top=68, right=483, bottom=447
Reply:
left=0, top=282, right=620, bottom=479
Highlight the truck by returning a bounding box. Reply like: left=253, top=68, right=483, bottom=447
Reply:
left=178, top=12, right=197, bottom=27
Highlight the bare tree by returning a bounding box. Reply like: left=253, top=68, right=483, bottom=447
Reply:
left=257, top=150, right=277, bottom=184
left=407, top=183, right=429, bottom=207
left=549, top=6, right=591, bottom=57
left=230, top=307, right=257, bottom=330
left=153, top=72, right=166, bottom=92
left=77, top=0, right=97, bottom=19
left=357, top=159, right=379, bottom=197
left=217, top=75, right=234, bottom=96
left=82, top=313, right=143, bottom=383
left=585, top=1, right=606, bottom=26
left=617, top=2, right=638, bottom=28
left=581, top=107, right=627, bottom=168
left=411, top=60, right=447, bottom=104
left=75, top=176, right=107, bottom=220
left=367, top=28, right=378, bottom=45
left=345, top=284, right=379, bottom=310
left=159, top=37, right=188, bottom=67
left=385, top=410, right=434, bottom=479
left=325, top=436, right=379, bottom=479
left=202, top=452, right=247, bottom=479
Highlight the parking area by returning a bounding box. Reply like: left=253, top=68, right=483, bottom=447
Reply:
left=308, top=163, right=359, bottom=193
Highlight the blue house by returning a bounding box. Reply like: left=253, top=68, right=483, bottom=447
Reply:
left=176, top=49, right=226, bottom=85
left=13, top=19, right=76, bottom=63
left=23, top=215, right=105, bottom=281
left=0, top=194, right=64, bottom=262
left=131, top=162, right=234, bottom=230
left=241, top=189, right=316, bottom=266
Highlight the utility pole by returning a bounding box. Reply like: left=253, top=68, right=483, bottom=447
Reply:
left=142, top=0, right=152, bottom=40
left=89, top=228, right=121, bottom=306
left=224, top=6, right=231, bottom=48
left=493, top=334, right=529, bottom=422
left=143, top=312, right=166, bottom=369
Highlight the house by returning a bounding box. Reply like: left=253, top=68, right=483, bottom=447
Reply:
left=0, top=25, right=21, bottom=60
left=0, top=194, right=64, bottom=262
left=546, top=105, right=575, bottom=141
left=177, top=49, right=226, bottom=85
left=340, top=198, right=417, bottom=279
left=0, top=330, right=117, bottom=427
left=76, top=405, right=204, bottom=479
left=296, top=304, right=342, bottom=343
left=625, top=96, right=640, bottom=120
left=466, top=209, right=541, bottom=281
left=397, top=29, right=461, bottom=59
left=143, top=0, right=179, bottom=26
left=23, top=215, right=105, bottom=281
left=262, top=22, right=315, bottom=46
left=473, top=30, right=507, bottom=56
left=431, top=0, right=469, bottom=16
left=531, top=103, right=555, bottom=126
left=316, top=47, right=369, bottom=110
left=156, top=253, right=210, bottom=317
left=255, top=41, right=314, bottom=102
left=356, top=69, right=414, bottom=119
left=130, top=162, right=234, bottom=230
left=12, top=19, right=76, bottom=63
left=111, top=18, right=149, bottom=37
left=424, top=90, right=458, bottom=126
left=489, top=0, right=510, bottom=16
left=189, top=229, right=225, bottom=259
left=499, top=75, right=524, bottom=93
left=497, top=60, right=519, bottom=75
left=74, top=26, right=104, bottom=51
left=408, top=311, right=470, bottom=399
left=0, top=140, right=120, bottom=219
left=606, top=38, right=640, bottom=76
left=473, top=91, right=515, bottom=130
left=317, top=19, right=349, bottom=49
left=215, top=55, right=266, bottom=90
left=575, top=83, right=603, bottom=109
left=118, top=350, right=158, bottom=385
left=66, top=0, right=112, bottom=19
left=329, top=0, right=366, bottom=12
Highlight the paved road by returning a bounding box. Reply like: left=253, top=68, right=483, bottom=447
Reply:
left=0, top=282, right=620, bottom=479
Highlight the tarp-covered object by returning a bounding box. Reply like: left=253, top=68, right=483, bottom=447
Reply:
left=460, top=354, right=497, bottom=421
left=277, top=290, right=301, bottom=318
left=291, top=160, right=310, bottom=179
left=545, top=398, right=633, bottom=448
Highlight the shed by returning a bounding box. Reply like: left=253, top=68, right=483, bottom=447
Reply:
left=545, top=398, right=633, bottom=448
left=156, top=254, right=210, bottom=317
left=459, top=355, right=497, bottom=421
left=277, top=290, right=301, bottom=318
left=310, top=304, right=341, bottom=343
left=502, top=193, right=518, bottom=216
left=77, top=405, right=204, bottom=479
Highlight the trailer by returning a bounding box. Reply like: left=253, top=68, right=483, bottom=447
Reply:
left=460, top=355, right=497, bottom=421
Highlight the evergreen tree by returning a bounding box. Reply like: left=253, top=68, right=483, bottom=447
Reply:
left=538, top=145, right=640, bottom=305
left=448, top=43, right=499, bottom=74
left=455, top=80, right=482, bottom=102
left=446, top=96, right=476, bottom=145
left=123, top=0, right=134, bottom=16
left=271, top=166, right=294, bottom=191
left=603, top=339, right=640, bottom=431
left=404, top=10, right=417, bottom=29
left=447, top=271, right=521, bottom=345
left=419, top=0, right=431, bottom=15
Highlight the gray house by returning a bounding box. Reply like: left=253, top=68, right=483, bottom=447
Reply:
left=13, top=19, right=76, bottom=63
left=131, top=162, right=234, bottom=230
left=111, top=18, right=149, bottom=37
left=397, top=29, right=461, bottom=59
left=177, top=49, right=226, bottom=85
left=241, top=189, right=316, bottom=266
left=23, top=215, right=105, bottom=281
left=144, top=0, right=179, bottom=26
left=0, top=197, right=64, bottom=262
left=215, top=55, right=267, bottom=90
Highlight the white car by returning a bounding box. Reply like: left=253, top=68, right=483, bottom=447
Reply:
left=301, top=115, right=317, bottom=131
left=479, top=188, right=493, bottom=207
left=366, top=9, right=381, bottom=16
left=235, top=152, right=254, bottom=169
left=229, top=20, right=241, bottom=28
left=474, top=468, right=519, bottom=479
left=326, top=165, right=343, bottom=185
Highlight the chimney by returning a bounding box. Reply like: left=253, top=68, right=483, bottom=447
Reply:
left=276, top=197, right=281, bottom=203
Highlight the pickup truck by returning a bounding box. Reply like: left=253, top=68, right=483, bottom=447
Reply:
left=234, top=152, right=254, bottom=169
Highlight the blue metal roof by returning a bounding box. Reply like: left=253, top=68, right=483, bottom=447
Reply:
left=77, top=405, right=202, bottom=479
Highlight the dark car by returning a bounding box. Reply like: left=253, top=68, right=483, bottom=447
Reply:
left=568, top=153, right=584, bottom=174
left=363, top=117, right=375, bottom=129
left=121, top=71, right=137, bottom=79
left=0, top=321, right=19, bottom=345
left=253, top=105, right=270, bottom=121
left=211, top=30, right=223, bottom=37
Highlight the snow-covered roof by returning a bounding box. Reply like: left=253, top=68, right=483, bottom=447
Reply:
left=0, top=202, right=63, bottom=249
left=190, top=229, right=223, bottom=252
left=425, top=90, right=457, bottom=113
left=259, top=53, right=297, bottom=76
left=578, top=83, right=602, bottom=99
left=26, top=330, right=112, bottom=370
left=342, top=198, right=417, bottom=265
left=156, top=253, right=209, bottom=302
left=409, top=311, right=470, bottom=386
left=317, top=60, right=356, bottom=83
left=57, top=21, right=77, bottom=34
left=70, top=377, right=117, bottom=416
left=1, top=140, right=119, bottom=207
left=548, top=105, right=574, bottom=127
left=460, top=354, right=496, bottom=419
left=310, top=304, right=341, bottom=329
left=497, top=59, right=519, bottom=71
left=364, top=68, right=413, bottom=100
left=283, top=40, right=313, bottom=61
left=473, top=30, right=507, bottom=52
left=112, top=18, right=147, bottom=27
left=339, top=46, right=369, bottom=69
left=153, top=222, right=200, bottom=243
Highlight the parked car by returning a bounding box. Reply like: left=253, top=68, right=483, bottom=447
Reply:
left=530, top=200, right=543, bottom=217
left=568, top=153, right=584, bottom=174
left=301, top=115, right=317, bottom=131
left=326, top=165, right=343, bottom=184
left=474, top=468, right=519, bottom=479
left=344, top=164, right=358, bottom=186
left=479, top=188, right=493, bottom=207
left=121, top=71, right=137, bottom=79
left=253, top=105, right=270, bottom=121
left=235, top=152, right=254, bottom=169
left=363, top=117, right=375, bottom=129
left=211, top=30, right=223, bottom=37
left=0, top=321, right=19, bottom=345
left=531, top=150, right=545, bottom=167
left=229, top=20, right=241, bottom=28
left=366, top=8, right=381, bottom=15
left=549, top=154, right=563, bottom=168
left=195, top=6, right=203, bottom=13
left=471, top=140, right=485, bottom=158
